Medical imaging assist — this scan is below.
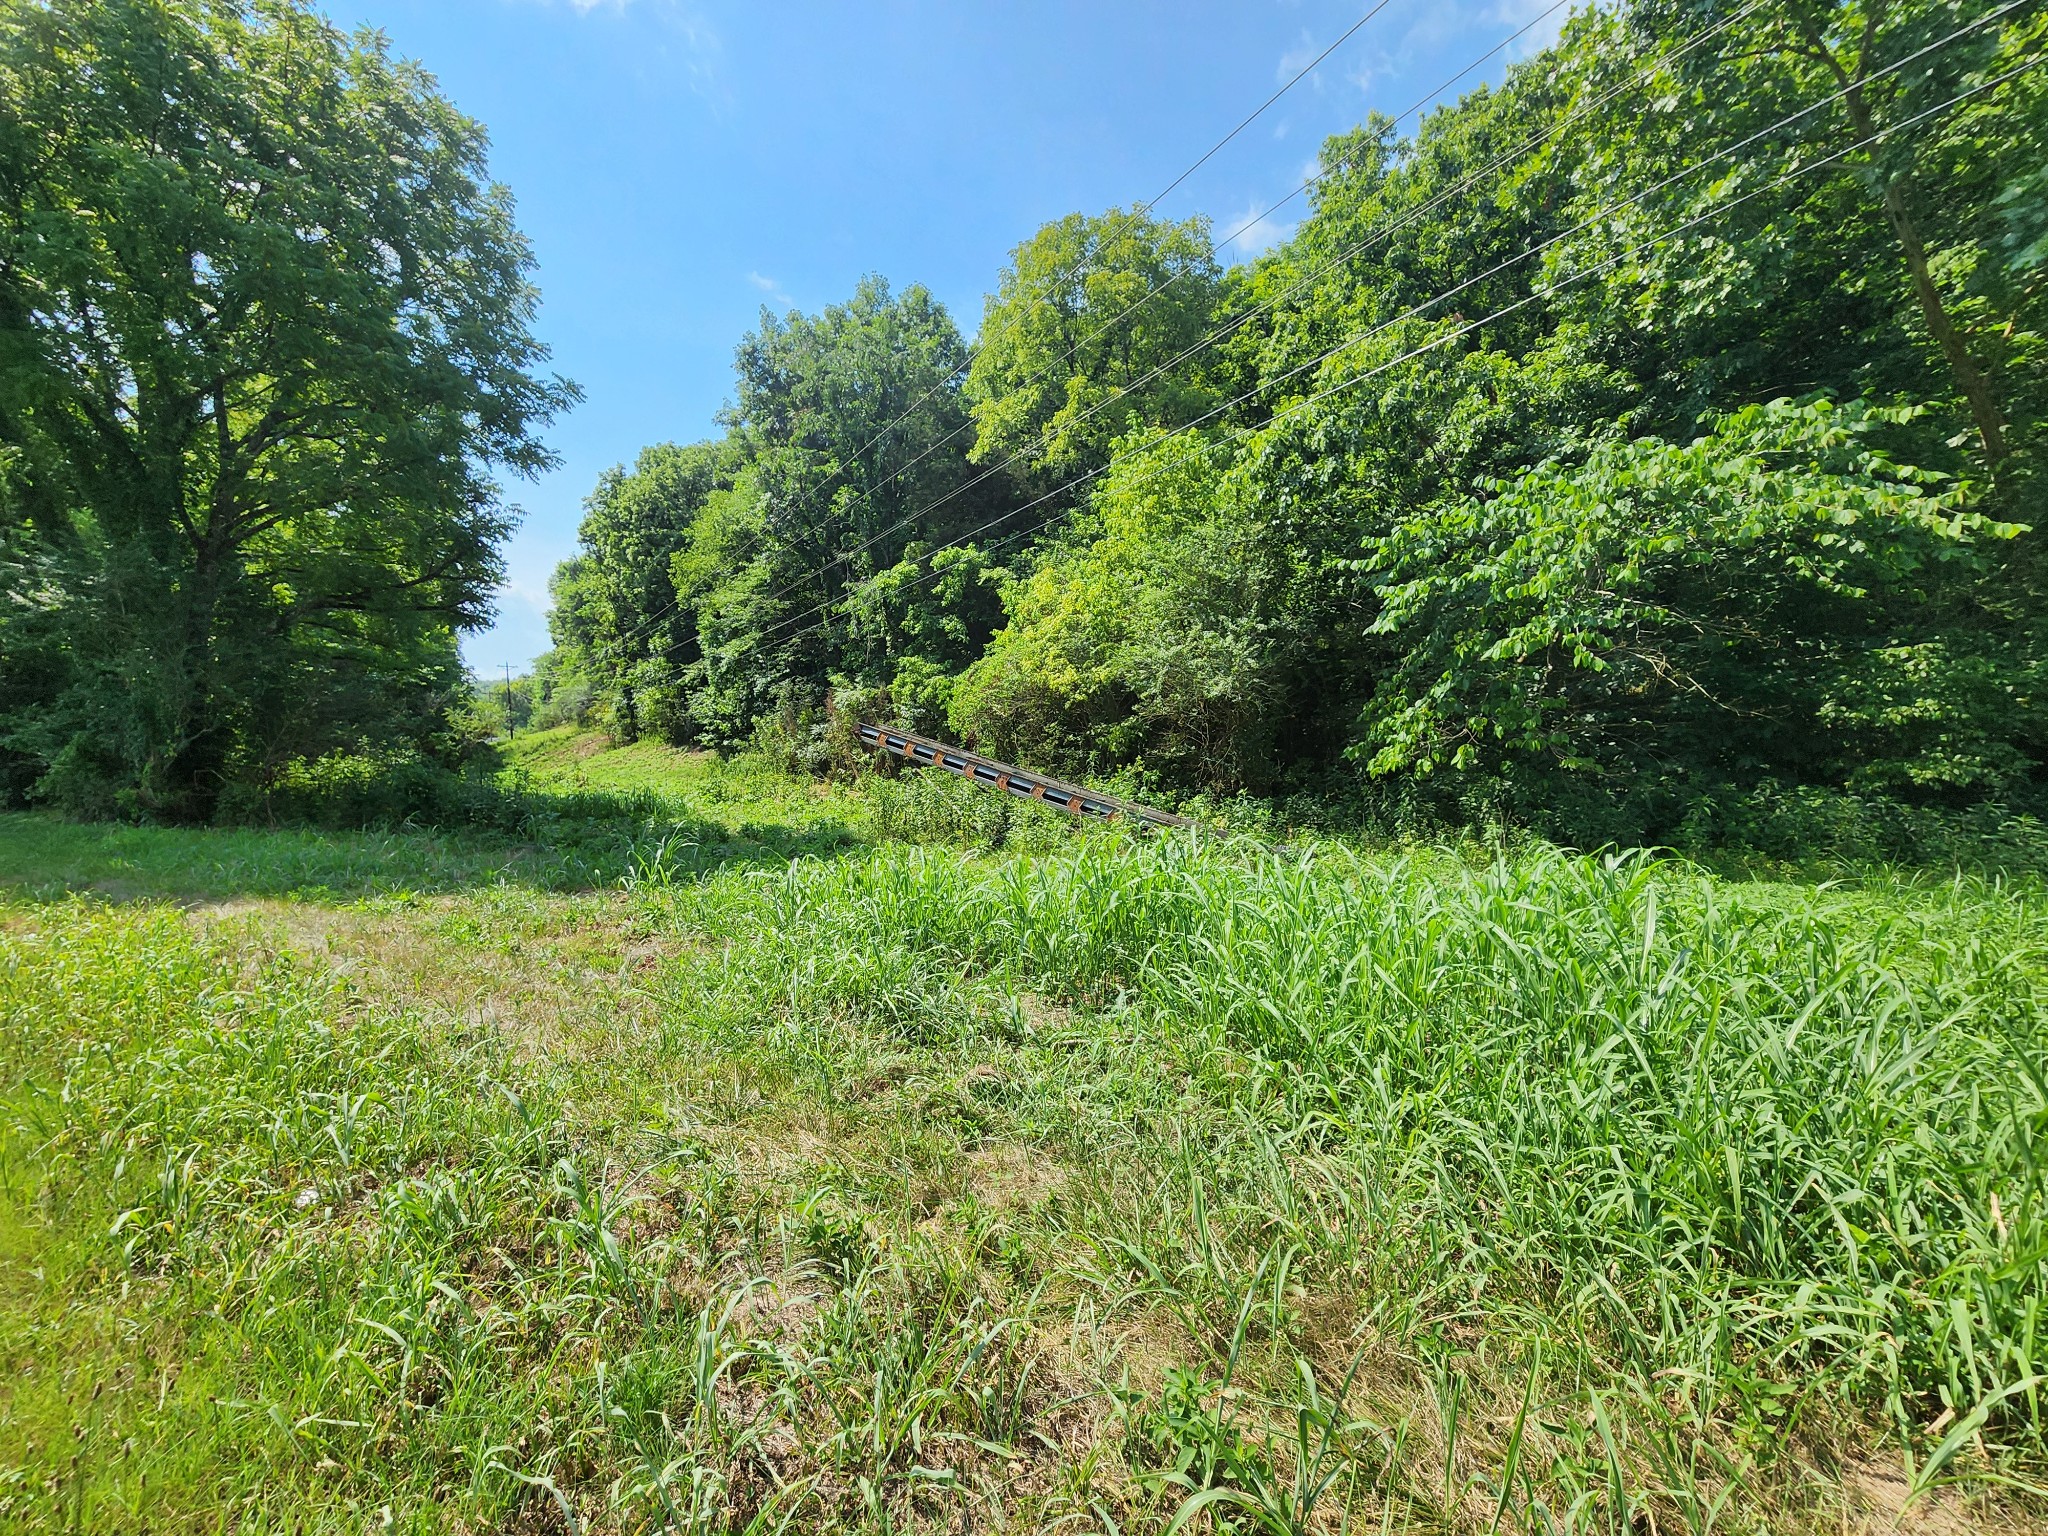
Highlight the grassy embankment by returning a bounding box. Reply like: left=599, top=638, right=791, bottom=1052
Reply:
left=0, top=728, right=2042, bottom=1533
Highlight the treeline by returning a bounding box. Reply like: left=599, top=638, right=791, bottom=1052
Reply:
left=548, top=0, right=2047, bottom=846
left=0, top=0, right=2040, bottom=851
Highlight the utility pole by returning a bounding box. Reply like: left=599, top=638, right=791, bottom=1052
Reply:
left=502, top=663, right=515, bottom=738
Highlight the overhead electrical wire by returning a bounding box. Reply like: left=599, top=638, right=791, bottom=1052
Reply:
left=751, top=16, right=2030, bottom=647
left=629, top=1, right=2021, bottom=665
left=718, top=0, right=1576, bottom=598
left=713, top=0, right=1771, bottom=634
left=938, top=0, right=2024, bottom=525
left=598, top=1, right=1394, bottom=655
left=603, top=0, right=1547, bottom=655
left=1145, top=0, right=1401, bottom=213
left=774, top=57, right=2039, bottom=655
left=754, top=46, right=2041, bottom=655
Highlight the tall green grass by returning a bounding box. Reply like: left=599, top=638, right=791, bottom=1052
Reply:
left=5, top=801, right=2045, bottom=1531
left=756, top=838, right=2048, bottom=1458
left=864, top=766, right=1079, bottom=851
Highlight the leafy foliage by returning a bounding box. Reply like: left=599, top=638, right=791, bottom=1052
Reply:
left=548, top=276, right=1022, bottom=748
left=0, top=0, right=572, bottom=820
left=712, top=0, right=2045, bottom=850
left=954, top=433, right=1284, bottom=791
left=558, top=0, right=2042, bottom=849
left=1360, top=397, right=2033, bottom=791
left=963, top=207, right=1222, bottom=484
left=3, top=0, right=2000, bottom=850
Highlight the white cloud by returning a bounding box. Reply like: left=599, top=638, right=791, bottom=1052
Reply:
left=1276, top=29, right=1335, bottom=92
left=507, top=0, right=726, bottom=102
left=462, top=576, right=555, bottom=675
left=747, top=270, right=794, bottom=307
left=1214, top=149, right=1331, bottom=265
left=1490, top=0, right=1575, bottom=60
left=1269, top=26, right=1351, bottom=98
left=1222, top=198, right=1296, bottom=260
left=1344, top=0, right=1581, bottom=133
left=519, top=0, right=639, bottom=15
left=1346, top=54, right=1390, bottom=99
left=525, top=0, right=670, bottom=13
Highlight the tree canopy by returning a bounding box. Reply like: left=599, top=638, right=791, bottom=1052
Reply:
left=964, top=208, right=1222, bottom=485
left=0, top=0, right=572, bottom=818
left=544, top=0, right=2044, bottom=848
left=2, top=0, right=2040, bottom=853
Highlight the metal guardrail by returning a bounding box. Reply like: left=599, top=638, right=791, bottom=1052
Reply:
left=857, top=723, right=1194, bottom=830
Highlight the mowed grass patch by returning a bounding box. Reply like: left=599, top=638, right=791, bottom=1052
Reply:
left=0, top=876, right=1157, bottom=1532
left=0, top=811, right=549, bottom=904
left=1, top=824, right=2044, bottom=1532
left=0, top=731, right=866, bottom=906
left=502, top=727, right=1087, bottom=854
left=0, top=902, right=588, bottom=1531
left=502, top=727, right=864, bottom=832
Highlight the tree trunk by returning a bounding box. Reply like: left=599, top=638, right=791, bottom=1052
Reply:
left=157, top=540, right=231, bottom=823
left=1827, top=32, right=2009, bottom=462
left=1875, top=178, right=2008, bottom=461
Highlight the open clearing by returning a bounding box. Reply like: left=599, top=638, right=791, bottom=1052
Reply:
left=0, top=733, right=2042, bottom=1534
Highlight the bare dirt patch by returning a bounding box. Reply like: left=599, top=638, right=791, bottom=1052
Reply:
left=967, top=1142, right=1067, bottom=1212
left=1839, top=1457, right=2006, bottom=1535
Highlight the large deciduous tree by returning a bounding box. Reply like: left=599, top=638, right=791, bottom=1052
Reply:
left=698, top=275, right=1000, bottom=730
left=1599, top=0, right=2046, bottom=466
left=965, top=209, right=1221, bottom=486
left=0, top=0, right=574, bottom=818
left=945, top=0, right=2046, bottom=824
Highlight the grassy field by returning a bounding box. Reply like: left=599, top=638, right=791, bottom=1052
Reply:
left=0, top=732, right=2043, bottom=1534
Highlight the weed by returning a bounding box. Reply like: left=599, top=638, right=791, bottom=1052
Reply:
left=3, top=739, right=2045, bottom=1531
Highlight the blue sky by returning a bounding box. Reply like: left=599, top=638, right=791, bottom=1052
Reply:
left=322, top=0, right=1569, bottom=675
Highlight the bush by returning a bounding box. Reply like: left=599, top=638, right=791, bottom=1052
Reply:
left=218, top=749, right=711, bottom=851
left=866, top=766, right=1076, bottom=852
left=220, top=750, right=525, bottom=835
left=1676, top=781, right=2048, bottom=876
left=532, top=678, right=594, bottom=731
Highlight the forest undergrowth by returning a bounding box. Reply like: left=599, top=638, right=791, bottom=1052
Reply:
left=0, top=733, right=2043, bottom=1534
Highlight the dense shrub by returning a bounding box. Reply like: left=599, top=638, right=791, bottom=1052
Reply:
left=865, top=765, right=1075, bottom=851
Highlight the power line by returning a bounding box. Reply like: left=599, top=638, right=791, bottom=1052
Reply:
left=1143, top=0, right=1398, bottom=214
left=750, top=0, right=2023, bottom=647
left=929, top=0, right=1580, bottom=458
left=989, top=0, right=2023, bottom=493
left=715, top=0, right=1576, bottom=623
left=606, top=3, right=1393, bottom=657
left=751, top=15, right=2013, bottom=648
left=722, top=0, right=1764, bottom=632
left=758, top=50, right=2042, bottom=657
left=1156, top=0, right=1579, bottom=257
left=605, top=0, right=1531, bottom=657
